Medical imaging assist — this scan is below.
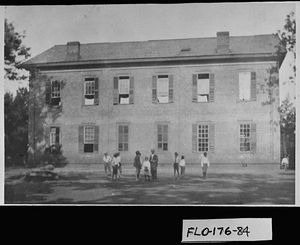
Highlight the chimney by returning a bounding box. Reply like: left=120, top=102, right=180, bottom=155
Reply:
left=216, top=32, right=230, bottom=54
left=66, top=41, right=80, bottom=61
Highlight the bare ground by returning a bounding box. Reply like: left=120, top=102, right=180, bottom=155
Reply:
left=5, top=163, right=295, bottom=205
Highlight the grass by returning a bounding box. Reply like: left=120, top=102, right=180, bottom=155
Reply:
left=4, top=163, right=295, bottom=205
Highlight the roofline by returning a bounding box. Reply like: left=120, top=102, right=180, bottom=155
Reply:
left=21, top=51, right=286, bottom=70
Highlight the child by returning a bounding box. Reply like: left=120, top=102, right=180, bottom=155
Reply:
left=103, top=152, right=112, bottom=177
left=142, top=157, right=151, bottom=181
left=173, top=152, right=180, bottom=179
left=200, top=152, right=210, bottom=179
left=179, top=155, right=186, bottom=178
left=111, top=153, right=119, bottom=180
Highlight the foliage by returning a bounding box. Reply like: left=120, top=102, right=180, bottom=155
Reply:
left=4, top=18, right=31, bottom=81
left=277, top=11, right=296, bottom=81
left=5, top=88, right=29, bottom=166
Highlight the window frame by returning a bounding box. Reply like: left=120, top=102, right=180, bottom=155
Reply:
left=84, top=78, right=96, bottom=105
left=156, top=122, right=169, bottom=152
left=157, top=75, right=170, bottom=104
left=117, top=124, right=129, bottom=152
left=197, top=124, right=210, bottom=152
left=118, top=76, right=130, bottom=105
left=197, top=73, right=210, bottom=102
left=238, top=71, right=251, bottom=101
left=239, top=123, right=251, bottom=152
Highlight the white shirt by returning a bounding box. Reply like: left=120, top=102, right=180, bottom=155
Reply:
left=180, top=159, right=185, bottom=167
left=111, top=157, right=120, bottom=167
left=281, top=158, right=289, bottom=164
left=103, top=155, right=112, bottom=163
left=142, top=161, right=151, bottom=171
left=200, top=156, right=210, bottom=167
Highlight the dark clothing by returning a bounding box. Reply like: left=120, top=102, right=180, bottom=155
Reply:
left=133, top=155, right=142, bottom=168
left=149, top=153, right=158, bottom=180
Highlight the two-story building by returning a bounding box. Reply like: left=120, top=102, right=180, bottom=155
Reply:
left=23, top=32, right=286, bottom=165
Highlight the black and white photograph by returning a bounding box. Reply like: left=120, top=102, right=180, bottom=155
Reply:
left=3, top=2, right=297, bottom=205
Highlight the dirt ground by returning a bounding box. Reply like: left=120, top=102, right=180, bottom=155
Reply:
left=4, top=163, right=295, bottom=205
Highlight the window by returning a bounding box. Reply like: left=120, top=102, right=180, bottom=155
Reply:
left=84, top=78, right=98, bottom=105
left=157, top=124, right=168, bottom=151
left=118, top=76, right=130, bottom=104
left=192, top=73, right=214, bottom=102
left=113, top=76, right=134, bottom=105
left=197, top=74, right=210, bottom=102
left=192, top=123, right=215, bottom=153
left=239, top=124, right=251, bottom=152
left=152, top=75, right=174, bottom=103
left=157, top=75, right=169, bottom=103
left=239, top=72, right=251, bottom=100
left=198, top=124, right=209, bottom=152
left=46, top=80, right=62, bottom=107
left=51, top=80, right=61, bottom=106
left=118, top=124, right=129, bottom=151
left=49, top=126, right=60, bottom=153
left=239, top=72, right=256, bottom=101
left=78, top=125, right=99, bottom=153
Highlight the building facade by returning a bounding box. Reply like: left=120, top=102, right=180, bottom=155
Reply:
left=24, top=32, right=286, bottom=165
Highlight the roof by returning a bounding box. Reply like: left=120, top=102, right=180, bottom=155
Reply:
left=23, top=34, right=284, bottom=66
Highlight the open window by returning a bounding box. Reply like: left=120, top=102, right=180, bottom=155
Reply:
left=83, top=77, right=99, bottom=106
left=192, top=73, right=214, bottom=102
left=113, top=76, right=134, bottom=105
left=152, top=75, right=174, bottom=103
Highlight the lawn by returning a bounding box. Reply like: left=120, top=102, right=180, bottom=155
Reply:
left=5, top=163, right=295, bottom=205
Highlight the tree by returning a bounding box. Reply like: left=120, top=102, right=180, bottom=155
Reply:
left=4, top=18, right=31, bottom=81
left=276, top=12, right=296, bottom=168
left=4, top=88, right=29, bottom=166
left=277, top=11, right=296, bottom=81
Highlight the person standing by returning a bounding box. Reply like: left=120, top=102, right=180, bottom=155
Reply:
left=134, top=151, right=142, bottom=181
left=103, top=152, right=112, bottom=177
left=173, top=152, right=180, bottom=179
left=142, top=156, right=151, bottom=181
left=179, top=155, right=186, bottom=178
left=149, top=149, right=158, bottom=181
left=116, top=152, right=122, bottom=178
left=111, top=153, right=119, bottom=181
left=281, top=155, right=289, bottom=171
left=200, top=152, right=210, bottom=179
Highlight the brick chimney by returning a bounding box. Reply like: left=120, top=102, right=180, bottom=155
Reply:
left=216, top=32, right=230, bottom=54
left=66, top=41, right=80, bottom=61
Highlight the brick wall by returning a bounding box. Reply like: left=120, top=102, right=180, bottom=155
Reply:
left=28, top=61, right=280, bottom=165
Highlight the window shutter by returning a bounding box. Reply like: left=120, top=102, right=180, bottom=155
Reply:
left=250, top=123, right=256, bottom=153
left=113, top=77, right=119, bottom=105
left=209, top=123, right=215, bottom=153
left=250, top=72, right=256, bottom=101
left=45, top=126, right=50, bottom=147
left=78, top=126, right=84, bottom=153
left=94, top=78, right=99, bottom=105
left=152, top=75, right=157, bottom=103
left=168, top=75, right=174, bottom=103
left=45, top=81, right=51, bottom=106
left=192, top=74, right=197, bottom=102
left=94, top=126, right=99, bottom=152
left=129, top=76, right=134, bottom=104
left=209, top=73, right=215, bottom=102
left=192, top=124, right=197, bottom=153
left=55, top=127, right=60, bottom=144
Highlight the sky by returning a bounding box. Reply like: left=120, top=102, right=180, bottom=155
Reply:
left=3, top=2, right=297, bottom=99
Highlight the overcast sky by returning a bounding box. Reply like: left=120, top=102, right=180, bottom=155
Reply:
left=3, top=2, right=296, bottom=97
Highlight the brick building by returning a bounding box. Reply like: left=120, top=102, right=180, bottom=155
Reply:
left=23, top=32, right=286, bottom=165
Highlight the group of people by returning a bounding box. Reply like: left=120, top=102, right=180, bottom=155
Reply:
left=102, top=149, right=210, bottom=181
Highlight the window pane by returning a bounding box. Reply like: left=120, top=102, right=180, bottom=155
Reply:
left=124, top=143, right=128, bottom=151
left=163, top=143, right=168, bottom=151
left=84, top=144, right=94, bottom=153
left=118, top=143, right=123, bottom=152
left=163, top=125, right=168, bottom=133
left=163, top=133, right=168, bottom=141
left=118, top=134, right=123, bottom=143
left=124, top=125, right=129, bottom=134
left=123, top=134, right=128, bottom=143
left=157, top=124, right=162, bottom=134
left=158, top=143, right=162, bottom=149
left=119, top=79, right=129, bottom=95
left=157, top=134, right=162, bottom=142
left=119, top=125, right=123, bottom=134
